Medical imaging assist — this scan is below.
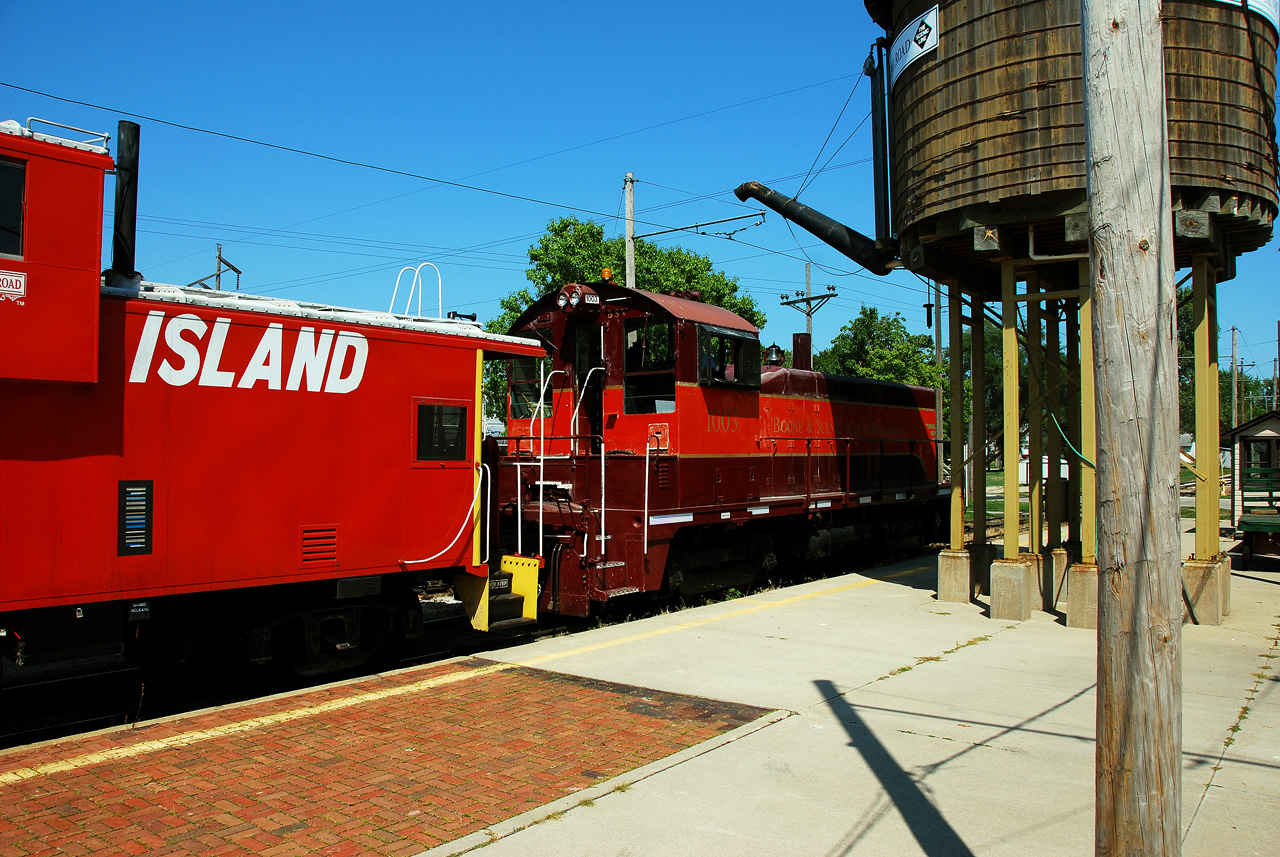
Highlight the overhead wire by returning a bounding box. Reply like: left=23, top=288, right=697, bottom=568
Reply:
left=13, top=79, right=937, bottom=309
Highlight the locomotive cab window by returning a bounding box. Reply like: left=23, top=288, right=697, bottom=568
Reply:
left=697, top=325, right=761, bottom=389
left=0, top=158, right=23, bottom=258
left=623, top=316, right=676, bottom=414
left=416, top=403, right=468, bottom=461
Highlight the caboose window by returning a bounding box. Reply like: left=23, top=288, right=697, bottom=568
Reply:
left=623, top=316, right=676, bottom=414
left=697, top=325, right=761, bottom=389
left=0, top=159, right=23, bottom=258
left=416, top=403, right=467, bottom=461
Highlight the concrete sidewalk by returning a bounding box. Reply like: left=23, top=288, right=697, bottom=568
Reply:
left=430, top=540, right=1280, bottom=856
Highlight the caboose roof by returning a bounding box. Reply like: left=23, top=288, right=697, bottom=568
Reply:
left=511, top=281, right=758, bottom=335
left=103, top=281, right=544, bottom=357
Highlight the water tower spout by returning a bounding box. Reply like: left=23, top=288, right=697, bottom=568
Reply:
left=733, top=181, right=896, bottom=276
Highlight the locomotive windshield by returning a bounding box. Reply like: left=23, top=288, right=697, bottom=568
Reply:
left=623, top=317, right=676, bottom=414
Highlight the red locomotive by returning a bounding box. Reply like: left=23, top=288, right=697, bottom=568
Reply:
left=0, top=120, right=541, bottom=675
left=497, top=279, right=949, bottom=616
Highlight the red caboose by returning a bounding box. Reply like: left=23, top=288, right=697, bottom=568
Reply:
left=0, top=120, right=542, bottom=674
left=499, top=279, right=949, bottom=616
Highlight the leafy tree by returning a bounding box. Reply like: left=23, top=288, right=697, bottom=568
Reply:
left=482, top=216, right=765, bottom=419
left=813, top=306, right=940, bottom=387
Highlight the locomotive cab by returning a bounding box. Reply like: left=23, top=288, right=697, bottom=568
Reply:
left=504, top=279, right=762, bottom=459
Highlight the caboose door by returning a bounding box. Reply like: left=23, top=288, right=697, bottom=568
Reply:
left=572, top=323, right=604, bottom=452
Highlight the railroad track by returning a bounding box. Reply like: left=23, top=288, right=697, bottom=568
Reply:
left=0, top=545, right=938, bottom=752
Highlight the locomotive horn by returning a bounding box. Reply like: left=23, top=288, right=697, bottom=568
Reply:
left=732, top=180, right=896, bottom=276
left=109, top=120, right=142, bottom=286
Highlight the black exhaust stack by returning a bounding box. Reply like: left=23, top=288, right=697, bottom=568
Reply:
left=108, top=120, right=141, bottom=287
left=733, top=180, right=896, bottom=276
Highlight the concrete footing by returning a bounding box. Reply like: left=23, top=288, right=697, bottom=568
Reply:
left=1044, top=548, right=1069, bottom=613
left=968, top=542, right=996, bottom=597
left=1183, top=555, right=1232, bottom=625
left=990, top=556, right=1037, bottom=621
left=937, top=550, right=973, bottom=602
left=1066, top=562, right=1098, bottom=629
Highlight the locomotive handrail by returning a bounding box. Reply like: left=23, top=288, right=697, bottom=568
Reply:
left=536, top=367, right=566, bottom=559
left=502, top=432, right=607, bottom=560
left=569, top=366, right=604, bottom=450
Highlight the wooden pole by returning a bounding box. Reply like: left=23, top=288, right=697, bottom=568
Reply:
left=1081, top=0, right=1183, bottom=851
left=625, top=173, right=636, bottom=289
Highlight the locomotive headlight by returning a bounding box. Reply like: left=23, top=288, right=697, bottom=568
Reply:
left=557, top=292, right=569, bottom=307
left=568, top=290, right=581, bottom=307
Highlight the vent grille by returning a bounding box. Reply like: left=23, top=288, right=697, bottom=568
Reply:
left=300, top=525, right=339, bottom=568
left=657, top=462, right=670, bottom=490
left=117, top=481, right=153, bottom=556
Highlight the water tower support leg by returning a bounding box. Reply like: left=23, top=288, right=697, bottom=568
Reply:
left=1028, top=282, right=1044, bottom=557
left=939, top=283, right=972, bottom=603
left=1046, top=298, right=1064, bottom=549
left=1192, top=256, right=1221, bottom=562
left=970, top=301, right=991, bottom=595
left=1001, top=262, right=1021, bottom=558
left=1066, top=296, right=1082, bottom=556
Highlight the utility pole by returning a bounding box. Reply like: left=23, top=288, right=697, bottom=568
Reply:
left=1275, top=320, right=1279, bottom=410
left=1232, top=327, right=1239, bottom=427
left=624, top=173, right=636, bottom=290
left=805, top=264, right=813, bottom=338
left=780, top=279, right=837, bottom=331
left=1082, top=0, right=1182, bottom=852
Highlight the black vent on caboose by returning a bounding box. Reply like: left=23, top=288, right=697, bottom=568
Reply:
left=300, top=525, right=339, bottom=568
left=117, top=480, right=153, bottom=556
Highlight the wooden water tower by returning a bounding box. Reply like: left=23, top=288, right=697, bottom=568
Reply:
left=862, top=0, right=1277, bottom=621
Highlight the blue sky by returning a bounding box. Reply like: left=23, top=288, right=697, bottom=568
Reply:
left=2, top=1, right=1276, bottom=382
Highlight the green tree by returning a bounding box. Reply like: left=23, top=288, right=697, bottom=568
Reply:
left=813, top=306, right=940, bottom=387
left=482, top=216, right=765, bottom=419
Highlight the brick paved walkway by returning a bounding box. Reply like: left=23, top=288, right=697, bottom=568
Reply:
left=0, top=659, right=766, bottom=857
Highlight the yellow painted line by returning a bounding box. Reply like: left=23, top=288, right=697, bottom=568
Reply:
left=0, top=563, right=926, bottom=786
left=521, top=565, right=925, bottom=667
left=0, top=662, right=516, bottom=786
